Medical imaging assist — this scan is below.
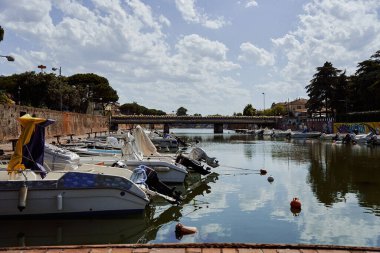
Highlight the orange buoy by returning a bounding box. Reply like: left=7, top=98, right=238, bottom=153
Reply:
left=290, top=197, right=301, bottom=210
left=175, top=223, right=197, bottom=236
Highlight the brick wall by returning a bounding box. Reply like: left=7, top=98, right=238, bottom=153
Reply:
left=0, top=104, right=109, bottom=143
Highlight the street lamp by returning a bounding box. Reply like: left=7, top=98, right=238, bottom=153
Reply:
left=52, top=66, right=63, bottom=111
left=18, top=86, right=21, bottom=105
left=52, top=67, right=61, bottom=76
left=262, top=92, right=265, bottom=111
left=0, top=55, right=15, bottom=61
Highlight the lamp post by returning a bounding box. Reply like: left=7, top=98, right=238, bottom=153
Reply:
left=262, top=92, right=265, bottom=111
left=52, top=66, right=63, bottom=111
left=18, top=85, right=21, bottom=105
left=0, top=55, right=15, bottom=61
left=99, top=97, right=103, bottom=116
left=52, top=67, right=61, bottom=76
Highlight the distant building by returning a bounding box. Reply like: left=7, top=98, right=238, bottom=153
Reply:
left=274, top=98, right=308, bottom=130
left=105, top=102, right=121, bottom=115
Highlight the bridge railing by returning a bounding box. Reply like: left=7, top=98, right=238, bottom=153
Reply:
left=110, top=115, right=283, bottom=124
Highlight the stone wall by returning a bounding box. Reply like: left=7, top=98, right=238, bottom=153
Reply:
left=0, top=104, right=109, bottom=143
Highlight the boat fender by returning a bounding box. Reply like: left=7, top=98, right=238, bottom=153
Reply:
left=18, top=183, right=28, bottom=212
left=57, top=193, right=63, bottom=210
left=290, top=197, right=301, bottom=210
left=175, top=223, right=197, bottom=236
left=267, top=175, right=274, bottom=183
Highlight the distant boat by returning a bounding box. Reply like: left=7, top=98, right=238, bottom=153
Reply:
left=290, top=131, right=322, bottom=138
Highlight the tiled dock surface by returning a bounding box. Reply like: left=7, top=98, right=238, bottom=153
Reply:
left=1, top=244, right=379, bottom=253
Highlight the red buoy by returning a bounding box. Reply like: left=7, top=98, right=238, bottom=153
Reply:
left=290, top=198, right=301, bottom=210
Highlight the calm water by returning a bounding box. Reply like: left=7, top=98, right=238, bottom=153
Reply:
left=1, top=128, right=380, bottom=247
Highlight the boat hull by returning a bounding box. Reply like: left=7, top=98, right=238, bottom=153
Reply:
left=0, top=187, right=148, bottom=217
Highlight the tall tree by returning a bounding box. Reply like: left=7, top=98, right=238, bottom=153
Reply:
left=306, top=62, right=341, bottom=116
left=351, top=50, right=380, bottom=111
left=330, top=71, right=349, bottom=116
left=67, top=73, right=119, bottom=113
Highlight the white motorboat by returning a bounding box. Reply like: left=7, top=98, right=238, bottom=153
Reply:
left=44, top=143, right=80, bottom=170
left=290, top=131, right=322, bottom=138
left=368, top=135, right=380, bottom=145
left=351, top=132, right=374, bottom=144
left=148, top=131, right=179, bottom=151
left=77, top=131, right=188, bottom=183
left=121, top=130, right=188, bottom=183
left=0, top=168, right=150, bottom=217
left=1, top=114, right=178, bottom=217
left=271, top=129, right=292, bottom=138
left=319, top=133, right=343, bottom=141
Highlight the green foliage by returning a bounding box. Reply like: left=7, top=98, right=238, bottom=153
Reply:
left=193, top=113, right=202, bottom=116
left=176, top=107, right=188, bottom=116
left=0, top=71, right=119, bottom=113
left=67, top=73, right=118, bottom=112
left=243, top=104, right=256, bottom=116
left=307, top=50, right=380, bottom=117
left=119, top=102, right=166, bottom=115
left=351, top=50, right=380, bottom=111
left=269, top=104, right=286, bottom=116
left=305, top=62, right=342, bottom=116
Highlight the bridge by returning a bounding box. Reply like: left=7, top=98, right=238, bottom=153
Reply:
left=110, top=115, right=283, bottom=133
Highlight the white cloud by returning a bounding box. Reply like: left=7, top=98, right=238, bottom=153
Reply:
left=245, top=0, right=258, bottom=8
left=174, top=0, right=228, bottom=29
left=272, top=0, right=380, bottom=82
left=238, top=42, right=275, bottom=66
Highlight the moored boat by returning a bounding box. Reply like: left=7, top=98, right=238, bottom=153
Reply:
left=1, top=114, right=178, bottom=217
left=290, top=131, right=322, bottom=138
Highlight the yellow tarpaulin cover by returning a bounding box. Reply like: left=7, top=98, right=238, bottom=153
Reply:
left=7, top=114, right=46, bottom=173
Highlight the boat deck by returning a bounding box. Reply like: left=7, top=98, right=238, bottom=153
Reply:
left=1, top=243, right=379, bottom=253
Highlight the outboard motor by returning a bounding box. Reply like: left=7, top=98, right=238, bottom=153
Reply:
left=176, top=154, right=211, bottom=175
left=112, top=162, right=182, bottom=203
left=188, top=147, right=219, bottom=168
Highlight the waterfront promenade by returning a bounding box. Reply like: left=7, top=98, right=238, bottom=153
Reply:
left=1, top=243, right=380, bottom=253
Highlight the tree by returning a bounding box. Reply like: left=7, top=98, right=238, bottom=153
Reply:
left=243, top=104, right=256, bottom=116
left=67, top=73, right=119, bottom=113
left=270, top=104, right=286, bottom=116
left=330, top=71, right=349, bottom=115
left=305, top=62, right=342, bottom=116
left=176, top=107, right=188, bottom=116
left=119, top=102, right=166, bottom=115
left=350, top=50, right=380, bottom=111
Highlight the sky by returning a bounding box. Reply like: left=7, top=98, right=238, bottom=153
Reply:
left=1, top=0, right=380, bottom=115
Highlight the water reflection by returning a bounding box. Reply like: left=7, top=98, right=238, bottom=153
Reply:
left=307, top=142, right=380, bottom=215
left=0, top=172, right=219, bottom=247
left=137, top=172, right=219, bottom=243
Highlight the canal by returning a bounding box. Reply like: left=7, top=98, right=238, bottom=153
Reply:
left=0, top=129, right=379, bottom=247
